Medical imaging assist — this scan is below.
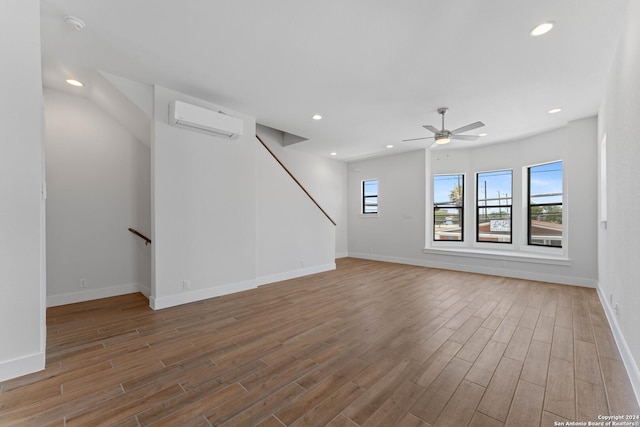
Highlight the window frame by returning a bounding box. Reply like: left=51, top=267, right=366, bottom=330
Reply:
left=476, top=169, right=513, bottom=244
left=361, top=179, right=379, bottom=215
left=527, top=161, right=563, bottom=248
left=433, top=173, right=465, bottom=242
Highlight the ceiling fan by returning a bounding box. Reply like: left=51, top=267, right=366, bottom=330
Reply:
left=403, top=107, right=485, bottom=145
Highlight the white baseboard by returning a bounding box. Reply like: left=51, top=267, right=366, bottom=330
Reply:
left=257, top=263, right=336, bottom=286
left=138, top=284, right=151, bottom=299
left=150, top=279, right=257, bottom=310
left=47, top=283, right=144, bottom=307
left=335, top=252, right=349, bottom=259
left=597, top=285, right=640, bottom=407
left=0, top=351, right=45, bottom=382
left=347, top=252, right=597, bottom=288
left=150, top=263, right=336, bottom=310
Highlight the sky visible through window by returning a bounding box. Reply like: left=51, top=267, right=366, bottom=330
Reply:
left=477, top=170, right=512, bottom=205
left=530, top=161, right=563, bottom=204
left=434, top=175, right=463, bottom=206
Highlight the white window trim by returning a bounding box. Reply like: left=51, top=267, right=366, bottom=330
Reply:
left=475, top=168, right=514, bottom=245
left=432, top=172, right=466, bottom=243
left=522, top=160, right=566, bottom=256
left=426, top=160, right=567, bottom=266
left=423, top=246, right=571, bottom=266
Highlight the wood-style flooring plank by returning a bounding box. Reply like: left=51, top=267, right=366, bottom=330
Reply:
left=433, top=380, right=485, bottom=427
left=520, top=340, right=551, bottom=387
left=409, top=357, right=472, bottom=425
left=476, top=357, right=522, bottom=422
left=600, top=357, right=640, bottom=416
left=1, top=258, right=638, bottom=426
left=503, top=326, right=534, bottom=363
left=504, top=380, right=544, bottom=427
left=576, top=378, right=608, bottom=422
left=469, top=412, right=504, bottom=427
left=465, top=340, right=507, bottom=387
left=543, top=356, right=575, bottom=420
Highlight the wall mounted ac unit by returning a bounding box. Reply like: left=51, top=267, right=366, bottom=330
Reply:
left=169, top=100, right=243, bottom=139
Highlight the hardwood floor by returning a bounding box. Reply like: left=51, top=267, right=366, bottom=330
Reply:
left=1, top=258, right=638, bottom=426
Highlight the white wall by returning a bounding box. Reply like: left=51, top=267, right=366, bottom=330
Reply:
left=257, top=125, right=348, bottom=257
left=348, top=117, right=598, bottom=287
left=151, top=88, right=340, bottom=309
left=151, top=86, right=258, bottom=309
left=348, top=150, right=426, bottom=261
left=598, top=0, right=640, bottom=400
left=0, top=0, right=46, bottom=381
left=256, top=129, right=337, bottom=283
left=44, top=89, right=151, bottom=305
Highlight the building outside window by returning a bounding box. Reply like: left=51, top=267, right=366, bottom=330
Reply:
left=434, top=174, right=464, bottom=241
left=528, top=161, right=563, bottom=247
left=362, top=179, right=378, bottom=214
left=477, top=169, right=513, bottom=243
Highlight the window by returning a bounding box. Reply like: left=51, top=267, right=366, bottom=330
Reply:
left=477, top=170, right=513, bottom=243
left=434, top=174, right=464, bottom=241
left=362, top=179, right=378, bottom=214
left=528, top=161, right=563, bottom=247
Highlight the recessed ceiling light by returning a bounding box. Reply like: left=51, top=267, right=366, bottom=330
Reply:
left=530, top=21, right=554, bottom=36
left=548, top=108, right=563, bottom=114
left=66, top=79, right=84, bottom=87
left=330, top=152, right=337, bottom=156
left=312, top=114, right=322, bottom=120
left=479, top=133, right=488, bottom=137
left=386, top=145, right=394, bottom=148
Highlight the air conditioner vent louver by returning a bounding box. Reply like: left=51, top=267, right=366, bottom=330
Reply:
left=169, top=100, right=243, bottom=139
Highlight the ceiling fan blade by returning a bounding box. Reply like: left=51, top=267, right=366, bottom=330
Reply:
left=422, top=125, right=440, bottom=134
left=451, top=121, right=485, bottom=134
left=451, top=134, right=480, bottom=141
left=402, top=136, right=434, bottom=142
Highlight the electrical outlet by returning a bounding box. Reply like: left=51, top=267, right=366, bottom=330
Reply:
left=182, top=280, right=191, bottom=290
left=300, top=259, right=305, bottom=267
left=80, top=278, right=87, bottom=288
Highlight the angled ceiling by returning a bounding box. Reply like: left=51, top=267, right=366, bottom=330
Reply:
left=40, top=0, right=627, bottom=161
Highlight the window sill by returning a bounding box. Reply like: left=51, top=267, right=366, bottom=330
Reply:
left=423, top=246, right=571, bottom=266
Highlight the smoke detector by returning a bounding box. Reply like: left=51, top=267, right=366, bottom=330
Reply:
left=64, top=16, right=85, bottom=31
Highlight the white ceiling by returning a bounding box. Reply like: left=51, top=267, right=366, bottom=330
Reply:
left=40, top=0, right=627, bottom=161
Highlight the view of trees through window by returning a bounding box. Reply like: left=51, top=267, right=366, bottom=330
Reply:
left=433, top=174, right=464, bottom=241
left=432, top=161, right=563, bottom=248
left=477, top=170, right=513, bottom=243
left=528, top=161, right=563, bottom=247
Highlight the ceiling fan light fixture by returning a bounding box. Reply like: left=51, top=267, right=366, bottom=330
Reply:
left=435, top=135, right=451, bottom=145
